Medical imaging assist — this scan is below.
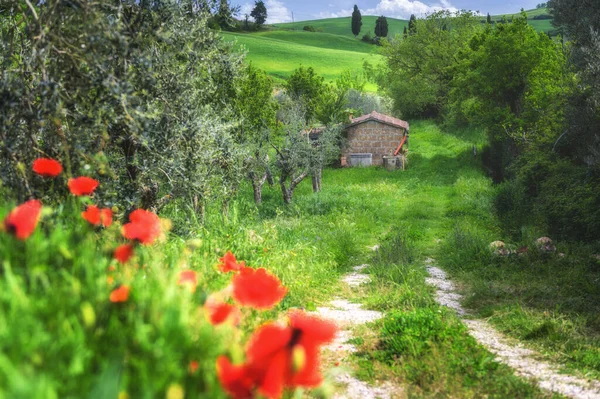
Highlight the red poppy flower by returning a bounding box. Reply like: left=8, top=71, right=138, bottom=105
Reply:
left=3, top=199, right=42, bottom=240
left=100, top=208, right=113, bottom=227
left=114, top=244, right=134, bottom=264
left=110, top=285, right=130, bottom=303
left=81, top=205, right=101, bottom=225
left=232, top=267, right=287, bottom=310
left=206, top=302, right=241, bottom=326
left=122, top=209, right=161, bottom=245
left=32, top=158, right=62, bottom=177
left=216, top=356, right=254, bottom=399
left=189, top=360, right=200, bottom=374
left=247, top=311, right=337, bottom=398
left=82, top=206, right=113, bottom=227
left=179, top=270, right=197, bottom=286
left=218, top=251, right=246, bottom=273
left=68, top=177, right=99, bottom=196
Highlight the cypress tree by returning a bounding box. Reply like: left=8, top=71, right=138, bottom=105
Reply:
left=403, top=25, right=408, bottom=38
left=408, top=14, right=417, bottom=35
left=351, top=5, right=362, bottom=37
left=487, top=13, right=492, bottom=24
left=375, top=16, right=388, bottom=37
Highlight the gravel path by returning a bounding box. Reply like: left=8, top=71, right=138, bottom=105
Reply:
left=424, top=258, right=600, bottom=399
left=314, top=264, right=400, bottom=399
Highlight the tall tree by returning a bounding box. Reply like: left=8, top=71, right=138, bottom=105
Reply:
left=351, top=5, right=362, bottom=37
left=375, top=16, right=388, bottom=37
left=216, top=0, right=239, bottom=29
left=403, top=26, right=408, bottom=38
left=251, top=0, right=267, bottom=27
left=408, top=14, right=417, bottom=35
left=487, top=13, right=492, bottom=24
left=285, top=66, right=325, bottom=124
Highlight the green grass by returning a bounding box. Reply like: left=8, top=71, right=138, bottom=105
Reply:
left=222, top=31, right=381, bottom=89
left=439, top=226, right=600, bottom=380
left=274, top=16, right=408, bottom=38
left=287, top=121, right=556, bottom=397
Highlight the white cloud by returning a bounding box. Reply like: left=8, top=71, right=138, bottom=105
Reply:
left=265, top=0, right=293, bottom=23
left=238, top=0, right=292, bottom=23
left=239, top=2, right=253, bottom=16
left=316, top=0, right=458, bottom=19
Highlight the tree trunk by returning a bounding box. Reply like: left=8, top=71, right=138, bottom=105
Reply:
left=280, top=170, right=309, bottom=204
left=251, top=172, right=268, bottom=204
left=311, top=168, right=322, bottom=193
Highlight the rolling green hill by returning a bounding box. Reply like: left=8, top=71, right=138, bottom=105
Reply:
left=274, top=16, right=409, bottom=38
left=221, top=32, right=382, bottom=90
left=275, top=7, right=553, bottom=36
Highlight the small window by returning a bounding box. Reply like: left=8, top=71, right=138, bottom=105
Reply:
left=349, top=153, right=372, bottom=167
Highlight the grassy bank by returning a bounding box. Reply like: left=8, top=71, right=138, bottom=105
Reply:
left=222, top=31, right=381, bottom=89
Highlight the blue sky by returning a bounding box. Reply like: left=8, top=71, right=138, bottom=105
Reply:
left=235, top=0, right=542, bottom=24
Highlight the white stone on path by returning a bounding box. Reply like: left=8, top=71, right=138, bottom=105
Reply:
left=314, top=263, right=399, bottom=399
left=425, top=258, right=600, bottom=399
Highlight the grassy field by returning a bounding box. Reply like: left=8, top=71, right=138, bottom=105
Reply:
left=274, top=16, right=409, bottom=38
left=222, top=31, right=382, bottom=89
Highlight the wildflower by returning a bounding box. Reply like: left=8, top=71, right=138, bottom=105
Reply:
left=32, top=158, right=62, bottom=177
left=243, top=310, right=337, bottom=398
left=122, top=209, right=161, bottom=245
left=178, top=270, right=197, bottom=287
left=110, top=285, right=130, bottom=303
left=216, top=356, right=253, bottom=399
left=3, top=199, right=42, bottom=240
left=114, top=244, right=135, bottom=264
left=68, top=177, right=99, bottom=196
left=205, top=301, right=241, bottom=326
left=100, top=208, right=113, bottom=227
left=232, top=267, right=287, bottom=310
left=189, top=360, right=200, bottom=374
left=218, top=251, right=245, bottom=273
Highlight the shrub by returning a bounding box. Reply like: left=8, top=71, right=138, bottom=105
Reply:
left=303, top=25, right=316, bottom=32
left=361, top=32, right=372, bottom=42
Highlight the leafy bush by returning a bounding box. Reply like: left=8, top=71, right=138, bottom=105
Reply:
left=303, top=25, right=316, bottom=32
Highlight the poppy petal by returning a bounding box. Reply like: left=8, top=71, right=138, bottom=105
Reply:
left=109, top=285, right=130, bottom=303
left=100, top=208, right=113, bottom=228
left=32, top=158, right=62, bottom=177
left=216, top=356, right=254, bottom=399
left=218, top=251, right=246, bottom=273
left=114, top=244, right=134, bottom=264
left=81, top=205, right=101, bottom=225
left=122, top=209, right=161, bottom=245
left=232, top=267, right=287, bottom=310
left=205, top=302, right=241, bottom=326
left=68, top=177, right=99, bottom=196
left=3, top=199, right=42, bottom=240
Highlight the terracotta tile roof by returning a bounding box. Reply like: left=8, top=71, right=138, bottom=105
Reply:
left=348, top=111, right=409, bottom=130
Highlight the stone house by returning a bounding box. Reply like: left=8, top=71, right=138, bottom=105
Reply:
left=342, top=111, right=409, bottom=167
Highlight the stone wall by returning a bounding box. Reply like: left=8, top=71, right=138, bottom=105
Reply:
left=342, top=121, right=406, bottom=166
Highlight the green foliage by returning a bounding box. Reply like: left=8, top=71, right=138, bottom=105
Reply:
left=303, top=25, right=316, bottom=32
left=0, top=1, right=245, bottom=215
left=450, top=14, right=570, bottom=148
left=374, top=16, right=388, bottom=38
left=351, top=5, right=363, bottom=37
left=379, top=10, right=481, bottom=118
left=236, top=64, right=278, bottom=136
left=285, top=66, right=325, bottom=124
left=408, top=14, right=417, bottom=35
left=250, top=0, right=267, bottom=26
